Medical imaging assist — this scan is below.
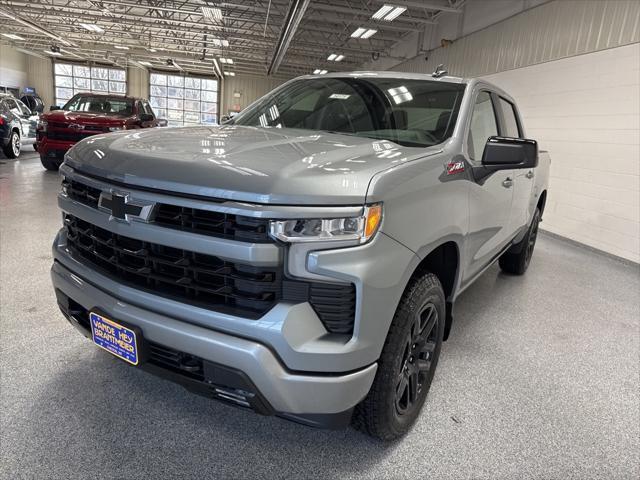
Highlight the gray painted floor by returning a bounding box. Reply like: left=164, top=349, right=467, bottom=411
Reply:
left=1, top=152, right=639, bottom=480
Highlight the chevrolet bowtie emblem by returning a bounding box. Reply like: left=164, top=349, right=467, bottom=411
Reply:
left=98, top=191, right=154, bottom=222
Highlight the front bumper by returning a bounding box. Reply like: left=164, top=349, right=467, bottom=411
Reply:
left=37, top=137, right=74, bottom=159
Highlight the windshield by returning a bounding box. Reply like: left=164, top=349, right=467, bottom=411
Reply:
left=63, top=95, right=133, bottom=116
left=231, top=77, right=465, bottom=147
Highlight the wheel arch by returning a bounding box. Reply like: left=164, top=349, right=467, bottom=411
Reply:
left=537, top=190, right=547, bottom=216
left=408, top=240, right=460, bottom=341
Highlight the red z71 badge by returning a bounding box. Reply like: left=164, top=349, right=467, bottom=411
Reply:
left=446, top=160, right=465, bottom=175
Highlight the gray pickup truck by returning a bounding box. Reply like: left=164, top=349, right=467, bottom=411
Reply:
left=51, top=71, right=550, bottom=440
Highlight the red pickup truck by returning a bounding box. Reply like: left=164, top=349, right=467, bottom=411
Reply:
left=37, top=93, right=160, bottom=170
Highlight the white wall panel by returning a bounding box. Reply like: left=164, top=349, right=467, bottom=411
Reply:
left=221, top=75, right=289, bottom=115
left=26, top=55, right=54, bottom=108
left=0, top=44, right=27, bottom=88
left=482, top=43, right=640, bottom=262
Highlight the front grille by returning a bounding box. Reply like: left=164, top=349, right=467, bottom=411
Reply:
left=47, top=124, right=105, bottom=142
left=154, top=204, right=271, bottom=243
left=63, top=179, right=101, bottom=208
left=64, top=214, right=282, bottom=318
left=64, top=179, right=273, bottom=243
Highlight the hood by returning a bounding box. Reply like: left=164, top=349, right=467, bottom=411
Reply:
left=43, top=110, right=129, bottom=126
left=67, top=125, right=440, bottom=205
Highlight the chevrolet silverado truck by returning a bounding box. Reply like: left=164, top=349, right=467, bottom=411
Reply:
left=37, top=92, right=159, bottom=171
left=51, top=72, right=550, bottom=440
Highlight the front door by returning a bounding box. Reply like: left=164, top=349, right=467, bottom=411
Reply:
left=463, top=90, right=515, bottom=284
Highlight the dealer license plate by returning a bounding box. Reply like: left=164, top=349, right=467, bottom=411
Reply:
left=89, top=312, right=139, bottom=365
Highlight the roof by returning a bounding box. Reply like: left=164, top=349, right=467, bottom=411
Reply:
left=298, top=71, right=468, bottom=83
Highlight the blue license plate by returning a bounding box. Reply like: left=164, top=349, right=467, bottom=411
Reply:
left=89, top=312, right=139, bottom=365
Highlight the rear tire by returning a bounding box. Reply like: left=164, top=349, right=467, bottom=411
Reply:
left=2, top=130, right=20, bottom=158
left=499, top=208, right=541, bottom=275
left=40, top=155, right=61, bottom=171
left=353, top=272, right=445, bottom=440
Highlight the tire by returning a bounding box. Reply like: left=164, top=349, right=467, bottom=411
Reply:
left=40, top=155, right=61, bottom=171
left=2, top=130, right=20, bottom=159
left=353, top=272, right=445, bottom=440
left=33, top=143, right=38, bottom=152
left=499, top=208, right=541, bottom=275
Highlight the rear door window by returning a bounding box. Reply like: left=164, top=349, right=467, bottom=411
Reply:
left=498, top=98, right=521, bottom=138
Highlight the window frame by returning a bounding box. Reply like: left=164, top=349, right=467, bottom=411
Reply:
left=53, top=61, right=127, bottom=107
left=148, top=71, right=219, bottom=126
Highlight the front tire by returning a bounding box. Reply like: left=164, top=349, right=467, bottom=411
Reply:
left=353, top=273, right=445, bottom=440
left=3, top=130, right=20, bottom=158
left=40, top=155, right=61, bottom=171
left=499, top=208, right=541, bottom=275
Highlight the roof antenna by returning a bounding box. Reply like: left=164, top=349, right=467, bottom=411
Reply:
left=432, top=64, right=447, bottom=78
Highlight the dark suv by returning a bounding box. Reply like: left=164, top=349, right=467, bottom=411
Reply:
left=37, top=93, right=159, bottom=170
left=0, top=93, right=37, bottom=158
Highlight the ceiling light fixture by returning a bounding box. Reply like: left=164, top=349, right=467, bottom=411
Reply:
left=201, top=5, right=223, bottom=22
left=2, top=33, right=25, bottom=40
left=211, top=38, right=229, bottom=47
left=334, top=54, right=344, bottom=62
left=372, top=4, right=407, bottom=21
left=79, top=23, right=104, bottom=33
left=44, top=49, right=63, bottom=56
left=313, top=69, right=328, bottom=75
left=138, top=61, right=152, bottom=67
left=114, top=45, right=129, bottom=50
left=224, top=71, right=235, bottom=76
left=351, top=27, right=377, bottom=39
left=219, top=57, right=233, bottom=64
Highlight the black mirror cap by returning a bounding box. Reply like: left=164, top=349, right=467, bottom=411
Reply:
left=50, top=105, right=61, bottom=111
left=482, top=136, right=538, bottom=169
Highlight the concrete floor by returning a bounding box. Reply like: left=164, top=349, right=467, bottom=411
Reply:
left=1, top=151, right=639, bottom=480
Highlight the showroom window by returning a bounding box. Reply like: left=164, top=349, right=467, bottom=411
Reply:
left=149, top=73, right=218, bottom=126
left=54, top=62, right=126, bottom=107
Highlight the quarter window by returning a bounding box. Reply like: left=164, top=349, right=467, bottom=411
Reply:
left=468, top=91, right=498, bottom=160
left=54, top=62, right=126, bottom=107
left=499, top=98, right=521, bottom=138
left=149, top=73, right=218, bottom=126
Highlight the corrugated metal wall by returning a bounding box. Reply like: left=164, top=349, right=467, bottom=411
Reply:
left=393, top=0, right=640, bottom=77
left=221, top=75, right=289, bottom=115
left=26, top=55, right=54, bottom=108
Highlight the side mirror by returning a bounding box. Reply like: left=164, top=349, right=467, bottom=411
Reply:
left=472, top=136, right=538, bottom=182
left=50, top=105, right=61, bottom=111
left=140, top=113, right=154, bottom=122
left=482, top=136, right=538, bottom=169
left=157, top=118, right=168, bottom=127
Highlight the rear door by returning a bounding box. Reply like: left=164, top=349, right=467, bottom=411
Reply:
left=462, top=90, right=515, bottom=284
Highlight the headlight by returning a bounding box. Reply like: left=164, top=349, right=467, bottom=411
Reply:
left=269, top=204, right=382, bottom=244
left=37, top=119, right=47, bottom=132
left=108, top=126, right=124, bottom=132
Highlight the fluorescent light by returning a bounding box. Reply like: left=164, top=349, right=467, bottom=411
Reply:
left=313, top=69, right=328, bottom=75
left=79, top=23, right=104, bottom=33
left=361, top=29, right=377, bottom=39
left=201, top=6, right=223, bottom=22
left=44, top=49, right=62, bottom=56
left=114, top=45, right=129, bottom=50
left=334, top=54, right=344, bottom=62
left=212, top=38, right=229, bottom=47
left=2, top=33, right=25, bottom=40
left=138, top=61, right=152, bottom=67
left=351, top=27, right=377, bottom=39
left=224, top=71, right=235, bottom=76
left=372, top=5, right=394, bottom=20
left=219, top=57, right=233, bottom=64
left=372, top=5, right=406, bottom=21
left=327, top=53, right=337, bottom=61
left=385, top=6, right=407, bottom=21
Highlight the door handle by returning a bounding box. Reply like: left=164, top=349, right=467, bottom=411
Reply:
left=525, top=170, right=534, bottom=179
left=502, top=177, right=513, bottom=188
